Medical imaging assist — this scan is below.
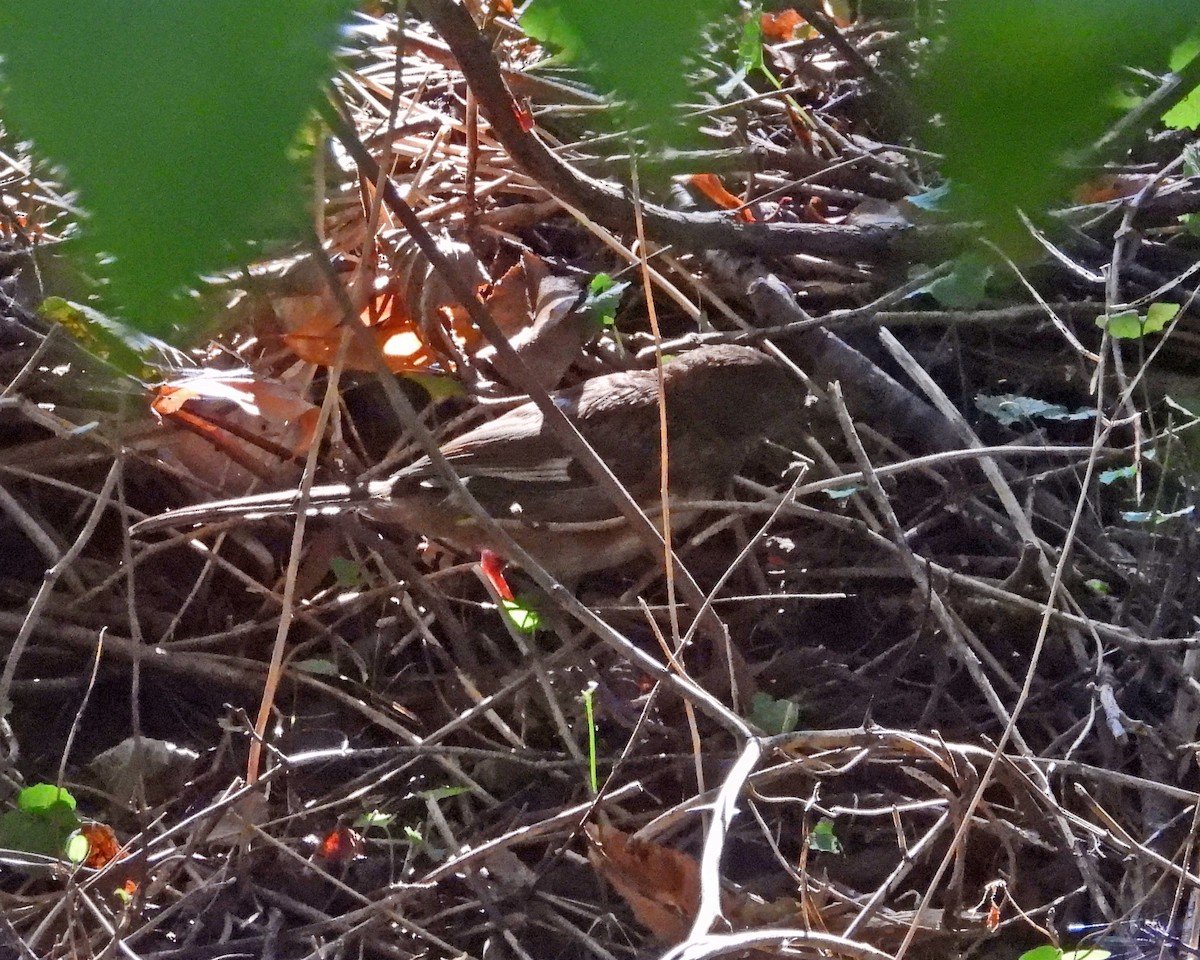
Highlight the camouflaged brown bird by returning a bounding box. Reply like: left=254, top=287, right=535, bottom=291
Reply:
left=133, top=344, right=800, bottom=579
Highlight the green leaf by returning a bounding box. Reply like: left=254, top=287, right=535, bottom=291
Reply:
left=918, top=3, right=1196, bottom=248
left=1098, top=464, right=1137, bottom=485
left=402, top=825, right=425, bottom=845
left=329, top=556, right=363, bottom=588
left=356, top=809, right=396, bottom=830
left=582, top=274, right=630, bottom=328
left=1020, top=948, right=1111, bottom=960
left=0, top=785, right=82, bottom=859
left=738, top=9, right=766, bottom=77
left=18, top=784, right=77, bottom=815
left=0, top=0, right=356, bottom=335
left=418, top=785, right=470, bottom=801
left=749, top=691, right=801, bottom=734
left=38, top=297, right=188, bottom=379
left=65, top=831, right=92, bottom=864
left=1164, top=36, right=1200, bottom=129
left=521, top=0, right=730, bottom=149
left=807, top=817, right=842, bottom=854
left=917, top=253, right=993, bottom=309
left=1098, top=303, right=1179, bottom=339
left=1179, top=212, right=1200, bottom=236
left=501, top=597, right=541, bottom=633
left=1062, top=950, right=1111, bottom=960
left=975, top=393, right=1095, bottom=427
left=1084, top=578, right=1111, bottom=595
left=1018, top=947, right=1065, bottom=960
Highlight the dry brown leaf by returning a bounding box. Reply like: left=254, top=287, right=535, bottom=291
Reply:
left=151, top=374, right=320, bottom=491
left=587, top=824, right=818, bottom=945
left=587, top=823, right=709, bottom=943
left=474, top=252, right=587, bottom=389
left=1071, top=173, right=1158, bottom=205
left=275, top=288, right=469, bottom=374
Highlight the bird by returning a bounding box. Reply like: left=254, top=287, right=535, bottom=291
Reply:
left=132, top=344, right=801, bottom=580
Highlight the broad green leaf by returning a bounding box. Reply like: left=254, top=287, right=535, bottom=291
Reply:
left=521, top=0, right=730, bottom=149
left=0, top=1, right=356, bottom=336
left=749, top=691, right=801, bottom=734
left=1164, top=36, right=1200, bottom=129
left=1098, top=303, right=1179, bottom=339
left=18, top=784, right=76, bottom=815
left=918, top=3, right=1196, bottom=249
left=918, top=253, right=993, bottom=309
left=1019, top=948, right=1064, bottom=960
left=0, top=785, right=82, bottom=860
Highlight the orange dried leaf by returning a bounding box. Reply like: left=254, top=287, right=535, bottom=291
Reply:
left=1072, top=173, right=1156, bottom=205
left=152, top=376, right=319, bottom=459
left=688, top=174, right=755, bottom=223
left=81, top=822, right=121, bottom=870
left=316, top=824, right=365, bottom=863
left=761, top=9, right=807, bottom=41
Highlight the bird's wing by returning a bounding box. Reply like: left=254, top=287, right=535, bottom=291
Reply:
left=394, top=385, right=665, bottom=524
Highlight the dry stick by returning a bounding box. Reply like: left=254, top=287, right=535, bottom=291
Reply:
left=661, top=928, right=893, bottom=960
left=843, top=812, right=955, bottom=939
left=827, top=382, right=1027, bottom=743
left=747, top=489, right=1200, bottom=652
left=894, top=375, right=1121, bottom=959
left=244, top=324, right=353, bottom=786
left=0, top=482, right=85, bottom=595
left=629, top=159, right=684, bottom=659
left=0, top=460, right=120, bottom=714
left=687, top=739, right=765, bottom=940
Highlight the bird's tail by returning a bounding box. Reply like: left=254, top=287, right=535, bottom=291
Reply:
left=130, top=481, right=391, bottom=537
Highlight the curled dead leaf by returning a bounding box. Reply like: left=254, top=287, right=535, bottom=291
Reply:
left=150, top=374, right=319, bottom=492
left=688, top=174, right=756, bottom=223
